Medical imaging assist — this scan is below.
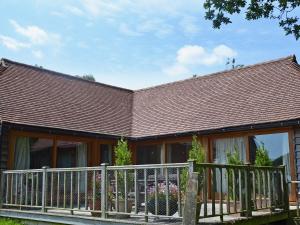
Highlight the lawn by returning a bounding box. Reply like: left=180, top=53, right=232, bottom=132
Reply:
left=0, top=218, right=24, bottom=225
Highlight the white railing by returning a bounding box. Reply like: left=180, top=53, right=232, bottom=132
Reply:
left=0, top=163, right=189, bottom=221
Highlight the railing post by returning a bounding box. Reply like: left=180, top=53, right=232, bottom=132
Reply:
left=244, top=163, right=252, bottom=218
left=281, top=165, right=289, bottom=213
left=0, top=170, right=4, bottom=208
left=188, top=160, right=196, bottom=174
left=42, top=166, right=49, bottom=213
left=101, top=163, right=108, bottom=219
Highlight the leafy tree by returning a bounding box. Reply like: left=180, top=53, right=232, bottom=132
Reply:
left=226, top=146, right=243, bottom=200
left=114, top=138, right=133, bottom=199
left=226, top=146, right=244, bottom=165
left=203, top=0, right=300, bottom=40
left=255, top=142, right=273, bottom=166
left=181, top=135, right=206, bottom=192
left=189, top=135, right=206, bottom=165
left=76, top=74, right=96, bottom=82
left=114, top=138, right=132, bottom=166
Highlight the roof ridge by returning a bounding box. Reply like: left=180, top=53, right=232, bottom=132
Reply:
left=134, top=55, right=296, bottom=92
left=1, top=58, right=134, bottom=93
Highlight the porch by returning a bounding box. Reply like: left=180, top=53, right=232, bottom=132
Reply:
left=0, top=162, right=293, bottom=224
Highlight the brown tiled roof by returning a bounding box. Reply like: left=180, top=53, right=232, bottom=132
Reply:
left=0, top=59, right=133, bottom=136
left=131, top=55, right=300, bottom=137
left=1, top=55, right=300, bottom=138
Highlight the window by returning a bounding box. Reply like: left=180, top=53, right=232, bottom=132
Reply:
left=249, top=132, right=290, bottom=179
left=213, top=137, right=246, bottom=164
left=57, top=141, right=87, bottom=168
left=14, top=136, right=53, bottom=170
left=167, top=143, right=191, bottom=163
left=136, top=145, right=161, bottom=164
left=100, top=144, right=113, bottom=165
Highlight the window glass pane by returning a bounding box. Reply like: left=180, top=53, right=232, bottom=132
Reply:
left=57, top=141, right=87, bottom=168
left=14, top=136, right=53, bottom=170
left=213, top=137, right=246, bottom=193
left=213, top=137, right=246, bottom=164
left=167, top=143, right=191, bottom=163
left=249, top=132, right=290, bottom=179
left=100, top=144, right=113, bottom=165
left=136, top=145, right=161, bottom=164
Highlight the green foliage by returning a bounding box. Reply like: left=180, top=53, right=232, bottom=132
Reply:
left=255, top=143, right=273, bottom=166
left=76, top=74, right=96, bottom=82
left=114, top=138, right=132, bottom=166
left=203, top=0, right=300, bottom=40
left=226, top=146, right=243, bottom=165
left=226, top=146, right=243, bottom=200
left=114, top=138, right=133, bottom=199
left=189, top=135, right=206, bottom=165
left=181, top=135, right=206, bottom=192
left=0, top=218, right=25, bottom=225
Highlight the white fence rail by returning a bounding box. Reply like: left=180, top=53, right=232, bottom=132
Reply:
left=0, top=163, right=189, bottom=221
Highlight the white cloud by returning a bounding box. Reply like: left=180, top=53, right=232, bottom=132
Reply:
left=119, top=19, right=173, bottom=38
left=163, top=64, right=189, bottom=77
left=65, top=5, right=84, bottom=16
left=0, top=35, right=29, bottom=51
left=179, top=16, right=200, bottom=35
left=177, top=44, right=237, bottom=66
left=119, top=23, right=141, bottom=37
left=81, top=0, right=122, bottom=17
left=163, top=44, right=237, bottom=76
left=32, top=50, right=44, bottom=59
left=9, top=20, right=61, bottom=46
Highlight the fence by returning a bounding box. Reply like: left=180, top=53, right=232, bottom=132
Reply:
left=193, top=162, right=289, bottom=221
left=0, top=163, right=188, bottom=221
left=0, top=162, right=289, bottom=222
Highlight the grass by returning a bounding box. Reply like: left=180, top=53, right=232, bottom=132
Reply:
left=0, top=218, right=25, bottom=225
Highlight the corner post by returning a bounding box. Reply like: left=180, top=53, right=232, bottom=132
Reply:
left=245, top=163, right=252, bottom=218
left=281, top=165, right=289, bottom=214
left=41, top=166, right=49, bottom=213
left=101, top=163, right=108, bottom=218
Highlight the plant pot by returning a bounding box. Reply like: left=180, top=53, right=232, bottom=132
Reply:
left=147, top=196, right=178, bottom=216
left=115, top=199, right=133, bottom=219
left=89, top=199, right=101, bottom=217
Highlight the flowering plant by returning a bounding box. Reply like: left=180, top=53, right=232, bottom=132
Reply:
left=147, top=182, right=179, bottom=215
left=148, top=182, right=178, bottom=199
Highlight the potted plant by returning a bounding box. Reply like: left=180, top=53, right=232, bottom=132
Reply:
left=147, top=182, right=179, bottom=216
left=114, top=138, right=133, bottom=218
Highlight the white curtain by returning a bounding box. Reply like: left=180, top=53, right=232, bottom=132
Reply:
left=214, top=137, right=246, bottom=192
left=14, top=137, right=30, bottom=170
left=76, top=143, right=87, bottom=192
left=76, top=143, right=87, bottom=167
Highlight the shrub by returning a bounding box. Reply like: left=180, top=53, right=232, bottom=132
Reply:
left=255, top=142, right=272, bottom=166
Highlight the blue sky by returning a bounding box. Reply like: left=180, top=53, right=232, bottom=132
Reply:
left=0, top=0, right=299, bottom=90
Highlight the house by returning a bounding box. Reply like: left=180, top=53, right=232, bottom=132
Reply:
left=0, top=55, right=299, bottom=201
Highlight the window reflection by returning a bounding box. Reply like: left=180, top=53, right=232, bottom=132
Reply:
left=167, top=143, right=191, bottom=163
left=100, top=144, right=113, bottom=165
left=249, top=132, right=290, bottom=179
left=57, top=141, right=87, bottom=168
left=136, top=145, right=161, bottom=164
left=14, top=136, right=53, bottom=170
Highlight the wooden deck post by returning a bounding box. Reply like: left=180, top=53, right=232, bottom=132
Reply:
left=183, top=172, right=200, bottom=225
left=0, top=170, right=4, bottom=208
left=245, top=163, right=252, bottom=218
